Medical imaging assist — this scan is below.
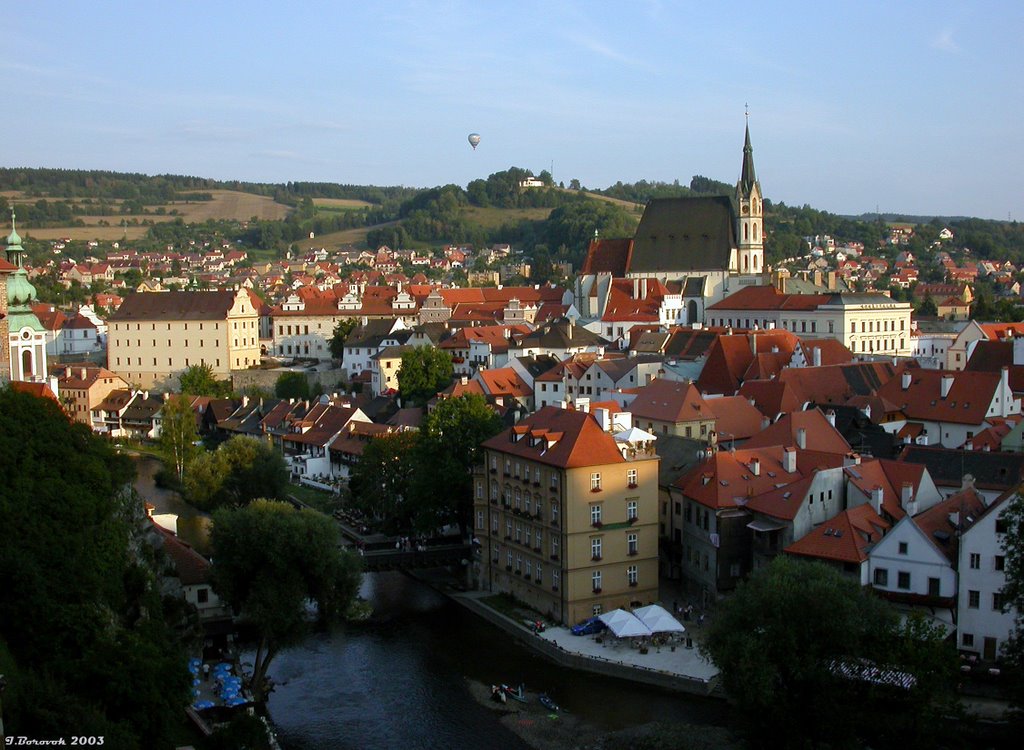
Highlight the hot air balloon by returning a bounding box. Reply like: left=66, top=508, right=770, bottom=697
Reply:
left=468, top=133, right=481, bottom=150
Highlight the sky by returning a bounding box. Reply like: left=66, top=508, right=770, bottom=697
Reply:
left=3, top=1, right=1021, bottom=220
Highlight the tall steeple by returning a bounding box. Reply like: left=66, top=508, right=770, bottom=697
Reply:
left=5, top=210, right=47, bottom=382
left=735, top=110, right=764, bottom=276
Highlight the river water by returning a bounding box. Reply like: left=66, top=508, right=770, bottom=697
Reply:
left=133, top=456, right=728, bottom=749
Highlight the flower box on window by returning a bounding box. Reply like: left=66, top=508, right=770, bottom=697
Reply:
left=534, top=577, right=542, bottom=584
left=552, top=585, right=559, bottom=592
left=514, top=569, right=522, bottom=576
left=627, top=483, right=638, bottom=489
left=629, top=581, right=638, bottom=587
left=591, top=487, right=602, bottom=493
left=592, top=520, right=603, bottom=529
left=591, top=555, right=602, bottom=562
left=627, top=516, right=638, bottom=524
left=534, top=546, right=542, bottom=553
left=627, top=551, right=639, bottom=557
left=592, top=587, right=602, bottom=594
left=505, top=565, right=512, bottom=571
left=550, top=554, right=559, bottom=562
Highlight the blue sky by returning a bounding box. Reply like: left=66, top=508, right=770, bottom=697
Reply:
left=3, top=1, right=1021, bottom=219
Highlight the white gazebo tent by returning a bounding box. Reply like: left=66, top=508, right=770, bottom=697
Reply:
left=598, top=608, right=653, bottom=639
left=632, top=604, right=686, bottom=634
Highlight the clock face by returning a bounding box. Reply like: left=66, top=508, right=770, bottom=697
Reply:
left=741, top=205, right=749, bottom=215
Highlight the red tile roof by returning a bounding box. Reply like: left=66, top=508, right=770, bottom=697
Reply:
left=580, top=238, right=633, bottom=276
left=743, top=409, right=852, bottom=455
left=702, top=395, right=766, bottom=440
left=696, top=330, right=801, bottom=395
left=627, top=379, right=715, bottom=423
left=785, top=504, right=891, bottom=564
left=911, top=488, right=987, bottom=563
left=482, top=406, right=626, bottom=469
left=675, top=445, right=811, bottom=510
left=875, top=369, right=1007, bottom=426
left=707, top=285, right=831, bottom=311
left=738, top=380, right=803, bottom=419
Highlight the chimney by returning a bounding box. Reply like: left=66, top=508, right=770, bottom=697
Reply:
left=961, top=473, right=976, bottom=491
left=940, top=374, right=953, bottom=399
left=750, top=457, right=760, bottom=476
left=460, top=375, right=468, bottom=385
left=812, top=347, right=822, bottom=367
left=871, top=486, right=884, bottom=514
left=862, top=403, right=872, bottom=421
left=965, top=441, right=973, bottom=451
left=827, top=271, right=837, bottom=291
left=902, top=371, right=912, bottom=390
left=242, top=395, right=249, bottom=408
left=825, top=409, right=836, bottom=427
left=796, top=427, right=807, bottom=449
left=634, top=278, right=640, bottom=298
left=751, top=332, right=757, bottom=356
left=901, top=482, right=914, bottom=508
left=80, top=367, right=87, bottom=380
left=783, top=447, right=797, bottom=473
left=813, top=270, right=823, bottom=287
left=761, top=416, right=770, bottom=430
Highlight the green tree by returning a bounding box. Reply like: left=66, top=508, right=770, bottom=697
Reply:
left=349, top=431, right=421, bottom=532
left=410, top=394, right=502, bottom=535
left=397, top=346, right=454, bottom=405
left=184, top=435, right=287, bottom=511
left=329, top=318, right=359, bottom=360
left=275, top=371, right=311, bottom=400
left=918, top=292, right=938, bottom=317
left=210, top=500, right=362, bottom=701
left=159, top=394, right=199, bottom=483
left=179, top=362, right=233, bottom=397
left=0, top=386, right=190, bottom=745
left=702, top=556, right=957, bottom=748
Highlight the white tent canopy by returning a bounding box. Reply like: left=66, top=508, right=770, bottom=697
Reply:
left=598, top=608, right=652, bottom=638
left=613, top=427, right=657, bottom=444
left=632, top=604, right=686, bottom=634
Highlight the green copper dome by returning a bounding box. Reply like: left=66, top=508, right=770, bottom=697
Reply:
left=5, top=210, right=44, bottom=332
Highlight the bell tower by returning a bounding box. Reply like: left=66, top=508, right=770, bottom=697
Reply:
left=5, top=211, right=47, bottom=383
left=736, top=112, right=763, bottom=275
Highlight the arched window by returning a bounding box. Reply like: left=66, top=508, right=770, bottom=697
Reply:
left=753, top=223, right=759, bottom=241
left=744, top=255, right=749, bottom=271
left=687, top=300, right=698, bottom=324
left=22, top=348, right=33, bottom=378
left=744, top=224, right=749, bottom=240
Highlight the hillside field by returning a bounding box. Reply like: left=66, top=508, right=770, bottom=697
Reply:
left=8, top=189, right=291, bottom=241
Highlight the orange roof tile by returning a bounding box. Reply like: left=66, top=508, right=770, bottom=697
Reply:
left=482, top=406, right=625, bottom=469
left=786, top=505, right=891, bottom=564
left=743, top=409, right=852, bottom=455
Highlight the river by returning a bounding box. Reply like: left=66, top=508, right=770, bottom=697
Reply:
left=133, top=456, right=728, bottom=749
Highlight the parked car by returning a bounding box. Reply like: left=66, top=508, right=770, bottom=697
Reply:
left=570, top=616, right=606, bottom=636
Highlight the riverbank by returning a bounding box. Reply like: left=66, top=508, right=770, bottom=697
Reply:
left=465, top=678, right=741, bottom=750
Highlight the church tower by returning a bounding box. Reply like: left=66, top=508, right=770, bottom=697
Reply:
left=736, top=119, right=764, bottom=275
left=5, top=211, right=47, bottom=383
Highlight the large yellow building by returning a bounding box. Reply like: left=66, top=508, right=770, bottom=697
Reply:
left=476, top=407, right=660, bottom=625
left=107, top=289, right=260, bottom=389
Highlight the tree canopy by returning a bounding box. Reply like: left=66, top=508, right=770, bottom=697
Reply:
left=398, top=346, right=454, bottom=405
left=184, top=435, right=288, bottom=511
left=179, top=362, right=233, bottom=397
left=410, top=394, right=503, bottom=535
left=348, top=430, right=421, bottom=533
left=702, top=555, right=957, bottom=748
left=159, top=394, right=199, bottom=482
left=211, top=500, right=362, bottom=700
left=0, top=386, right=190, bottom=746
left=275, top=371, right=311, bottom=400
left=329, top=317, right=358, bottom=360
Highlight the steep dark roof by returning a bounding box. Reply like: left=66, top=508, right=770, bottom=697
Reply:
left=898, top=446, right=1024, bottom=489
left=629, top=196, right=736, bottom=274
left=109, top=290, right=238, bottom=321
left=740, top=122, right=757, bottom=195
left=580, top=238, right=633, bottom=276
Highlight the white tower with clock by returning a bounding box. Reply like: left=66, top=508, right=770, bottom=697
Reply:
left=5, top=212, right=47, bottom=383
left=736, top=118, right=764, bottom=275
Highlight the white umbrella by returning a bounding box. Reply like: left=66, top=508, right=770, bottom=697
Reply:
left=598, top=608, right=652, bottom=638
left=632, top=604, right=686, bottom=634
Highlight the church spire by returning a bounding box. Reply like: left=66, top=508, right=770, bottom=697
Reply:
left=740, top=115, right=756, bottom=196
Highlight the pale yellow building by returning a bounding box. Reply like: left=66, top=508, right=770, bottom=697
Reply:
left=107, top=289, right=260, bottom=389
left=476, top=406, right=660, bottom=625
left=52, top=364, right=130, bottom=427
left=707, top=287, right=912, bottom=357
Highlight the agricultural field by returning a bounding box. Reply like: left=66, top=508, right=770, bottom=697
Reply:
left=7, top=189, right=290, bottom=241
left=312, top=198, right=375, bottom=211
left=458, top=205, right=553, bottom=228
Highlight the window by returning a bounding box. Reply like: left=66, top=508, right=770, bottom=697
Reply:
left=729, top=562, right=741, bottom=577
left=525, top=560, right=532, bottom=578
left=591, top=505, right=602, bottom=525
left=684, top=503, right=692, bottom=523
left=592, top=603, right=601, bottom=616
left=627, top=565, right=638, bottom=585
left=993, top=592, right=1005, bottom=611
left=515, top=554, right=521, bottom=572
left=197, top=588, right=209, bottom=604
left=962, top=633, right=974, bottom=648
left=536, top=562, right=542, bottom=582
left=898, top=541, right=908, bottom=555
left=995, top=555, right=1006, bottom=571
left=928, top=577, right=940, bottom=597
left=476, top=511, right=483, bottom=529
left=968, top=590, right=980, bottom=609
left=627, top=500, right=638, bottom=520
left=591, top=472, right=602, bottom=491
left=552, top=502, right=559, bottom=525
left=897, top=571, right=911, bottom=590
left=552, top=569, right=560, bottom=590
left=592, top=570, right=602, bottom=592
left=627, top=468, right=637, bottom=487
left=970, top=553, right=980, bottom=569
left=874, top=568, right=888, bottom=586
left=551, top=537, right=559, bottom=559
left=591, top=537, right=602, bottom=560
left=627, top=533, right=638, bottom=556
